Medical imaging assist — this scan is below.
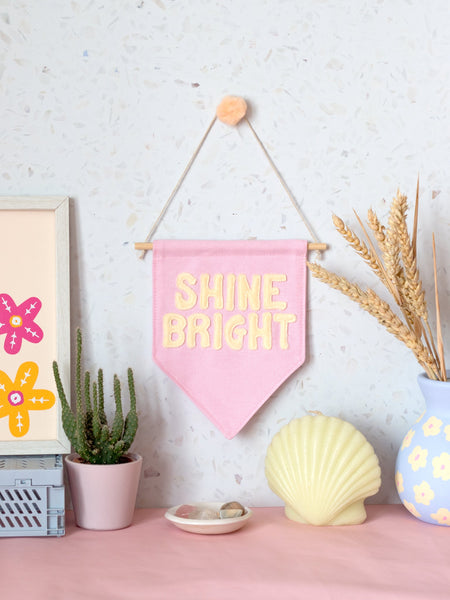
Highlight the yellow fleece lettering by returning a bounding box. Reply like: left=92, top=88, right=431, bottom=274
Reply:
left=199, top=274, right=224, bottom=310
left=263, top=274, right=287, bottom=310
left=174, top=273, right=197, bottom=310
left=163, top=313, right=186, bottom=347
left=224, top=315, right=247, bottom=350
left=237, top=274, right=261, bottom=311
left=248, top=312, right=272, bottom=350
left=273, top=313, right=297, bottom=349
left=187, top=313, right=211, bottom=348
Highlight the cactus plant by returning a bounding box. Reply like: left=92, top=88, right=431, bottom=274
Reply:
left=53, top=328, right=138, bottom=464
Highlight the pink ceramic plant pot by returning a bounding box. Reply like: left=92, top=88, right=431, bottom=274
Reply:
left=65, top=452, right=142, bottom=530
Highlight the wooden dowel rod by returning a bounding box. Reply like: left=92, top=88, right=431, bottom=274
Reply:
left=134, top=241, right=327, bottom=251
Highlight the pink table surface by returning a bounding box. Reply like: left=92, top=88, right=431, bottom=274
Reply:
left=2, top=505, right=449, bottom=600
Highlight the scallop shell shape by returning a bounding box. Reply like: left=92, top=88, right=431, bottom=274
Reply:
left=265, top=415, right=381, bottom=526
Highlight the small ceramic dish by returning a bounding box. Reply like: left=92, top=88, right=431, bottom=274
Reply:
left=165, top=502, right=252, bottom=535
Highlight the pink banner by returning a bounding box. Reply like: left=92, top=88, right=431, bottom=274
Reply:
left=153, top=240, right=307, bottom=439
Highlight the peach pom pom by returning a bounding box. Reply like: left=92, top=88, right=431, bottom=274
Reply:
left=216, top=96, right=247, bottom=126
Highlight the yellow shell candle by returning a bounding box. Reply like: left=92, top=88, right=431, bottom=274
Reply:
left=264, top=414, right=381, bottom=526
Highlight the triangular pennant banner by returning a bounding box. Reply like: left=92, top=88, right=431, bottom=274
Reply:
left=152, top=239, right=307, bottom=438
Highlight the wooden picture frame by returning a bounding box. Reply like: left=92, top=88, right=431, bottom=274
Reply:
left=0, top=196, right=70, bottom=454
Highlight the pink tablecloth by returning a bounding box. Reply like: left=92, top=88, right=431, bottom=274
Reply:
left=2, top=505, right=449, bottom=599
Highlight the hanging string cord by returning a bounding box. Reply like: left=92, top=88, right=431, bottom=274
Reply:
left=244, top=117, right=322, bottom=253
left=139, top=115, right=217, bottom=259
left=139, top=110, right=324, bottom=259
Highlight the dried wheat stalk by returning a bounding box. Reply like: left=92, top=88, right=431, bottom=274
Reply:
left=308, top=185, right=446, bottom=381
left=332, top=215, right=383, bottom=280
left=390, top=192, right=427, bottom=319
left=367, top=208, right=386, bottom=251
left=432, top=234, right=446, bottom=380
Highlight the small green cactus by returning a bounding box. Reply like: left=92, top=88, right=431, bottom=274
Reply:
left=53, top=328, right=138, bottom=464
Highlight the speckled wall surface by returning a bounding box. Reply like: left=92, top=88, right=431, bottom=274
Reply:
left=0, top=1, right=449, bottom=507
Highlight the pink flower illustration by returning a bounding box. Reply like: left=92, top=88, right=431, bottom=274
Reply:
left=0, top=294, right=43, bottom=355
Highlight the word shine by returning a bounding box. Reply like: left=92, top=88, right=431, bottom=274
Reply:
left=163, top=272, right=297, bottom=350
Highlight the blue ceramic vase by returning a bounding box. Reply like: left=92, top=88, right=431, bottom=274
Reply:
left=395, top=372, right=450, bottom=525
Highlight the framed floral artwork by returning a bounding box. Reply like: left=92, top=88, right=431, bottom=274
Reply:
left=0, top=197, right=70, bottom=454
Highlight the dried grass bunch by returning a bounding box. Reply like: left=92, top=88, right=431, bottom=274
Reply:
left=308, top=183, right=447, bottom=381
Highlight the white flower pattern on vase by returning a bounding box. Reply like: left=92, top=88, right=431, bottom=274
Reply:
left=407, top=445, right=428, bottom=471
left=395, top=471, right=404, bottom=493
left=396, top=372, right=450, bottom=526
left=422, top=416, right=442, bottom=437
left=432, top=453, right=450, bottom=481
left=413, top=481, right=434, bottom=505
left=402, top=500, right=421, bottom=519
left=401, top=429, right=415, bottom=450
left=444, top=424, right=450, bottom=441
left=430, top=508, right=450, bottom=526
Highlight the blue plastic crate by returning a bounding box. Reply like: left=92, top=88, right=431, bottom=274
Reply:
left=0, top=455, right=65, bottom=537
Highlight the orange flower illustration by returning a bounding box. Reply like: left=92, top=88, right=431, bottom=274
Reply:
left=0, top=362, right=55, bottom=437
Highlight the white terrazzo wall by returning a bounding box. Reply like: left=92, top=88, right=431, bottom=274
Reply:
left=1, top=0, right=449, bottom=507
